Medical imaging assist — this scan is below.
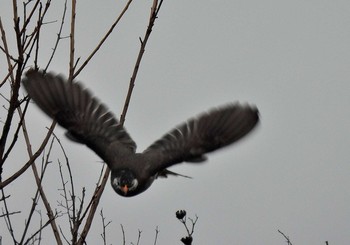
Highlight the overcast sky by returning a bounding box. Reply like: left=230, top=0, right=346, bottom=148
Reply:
left=1, top=0, right=350, bottom=244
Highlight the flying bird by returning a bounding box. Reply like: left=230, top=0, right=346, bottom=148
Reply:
left=22, top=70, right=259, bottom=197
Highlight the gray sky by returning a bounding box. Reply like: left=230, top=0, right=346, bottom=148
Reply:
left=1, top=0, right=350, bottom=244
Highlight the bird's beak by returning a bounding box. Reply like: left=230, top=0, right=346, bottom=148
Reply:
left=121, top=185, right=128, bottom=195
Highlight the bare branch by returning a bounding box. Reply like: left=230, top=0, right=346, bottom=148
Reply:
left=176, top=210, right=197, bottom=245
left=131, top=229, right=142, bottom=245
left=0, top=121, right=56, bottom=189
left=0, top=17, right=15, bottom=84
left=44, top=0, right=68, bottom=71
left=278, top=229, right=293, bottom=245
left=100, top=209, right=112, bottom=245
left=121, top=224, right=126, bottom=245
left=1, top=188, right=18, bottom=243
left=23, top=210, right=61, bottom=245
left=153, top=226, right=159, bottom=245
left=19, top=137, right=55, bottom=244
left=29, top=139, right=63, bottom=244
left=120, top=0, right=164, bottom=125
left=68, top=0, right=77, bottom=79
left=73, top=0, right=134, bottom=79
left=0, top=210, right=21, bottom=218
left=2, top=99, right=30, bottom=164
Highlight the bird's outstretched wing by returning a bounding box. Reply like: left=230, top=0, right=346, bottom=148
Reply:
left=143, top=104, right=259, bottom=175
left=22, top=70, right=136, bottom=164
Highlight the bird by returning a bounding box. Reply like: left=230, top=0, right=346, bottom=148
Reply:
left=22, top=69, right=259, bottom=197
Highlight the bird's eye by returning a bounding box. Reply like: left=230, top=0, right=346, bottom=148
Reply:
left=129, top=179, right=138, bottom=191
left=112, top=177, right=120, bottom=187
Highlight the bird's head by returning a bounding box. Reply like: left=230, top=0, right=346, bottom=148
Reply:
left=111, top=169, right=139, bottom=197
left=111, top=169, right=155, bottom=197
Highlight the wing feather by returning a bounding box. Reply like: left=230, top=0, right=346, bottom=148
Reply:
left=143, top=103, right=259, bottom=174
left=22, top=70, right=136, bottom=165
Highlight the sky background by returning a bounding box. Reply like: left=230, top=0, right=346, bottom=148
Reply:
left=1, top=0, right=350, bottom=244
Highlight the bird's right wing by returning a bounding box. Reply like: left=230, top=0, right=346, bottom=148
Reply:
left=22, top=70, right=136, bottom=164
left=143, top=103, right=259, bottom=176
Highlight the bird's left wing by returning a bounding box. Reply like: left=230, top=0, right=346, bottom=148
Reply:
left=142, top=103, right=259, bottom=176
left=22, top=70, right=136, bottom=165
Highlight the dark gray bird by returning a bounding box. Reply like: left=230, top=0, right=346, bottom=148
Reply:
left=22, top=70, right=259, bottom=197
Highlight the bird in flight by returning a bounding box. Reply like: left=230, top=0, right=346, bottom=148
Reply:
left=22, top=70, right=259, bottom=197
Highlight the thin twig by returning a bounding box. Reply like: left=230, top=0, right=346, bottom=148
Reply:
left=23, top=210, right=61, bottom=245
left=29, top=139, right=63, bottom=245
left=120, top=0, right=164, bottom=124
left=121, top=224, right=126, bottom=245
left=188, top=215, right=198, bottom=236
left=53, top=132, right=81, bottom=243
left=176, top=210, right=197, bottom=245
left=134, top=229, right=142, bottom=245
left=0, top=0, right=53, bottom=185
left=18, top=99, right=61, bottom=243
left=100, top=209, right=111, bottom=245
left=0, top=210, right=21, bottom=218
left=0, top=3, right=24, bottom=174
left=21, top=0, right=42, bottom=36
left=278, top=229, right=293, bottom=245
left=1, top=188, right=18, bottom=243
left=73, top=0, right=134, bottom=79
left=153, top=226, right=159, bottom=245
left=68, top=0, right=76, bottom=79
left=2, top=98, right=30, bottom=164
left=58, top=225, right=70, bottom=244
left=19, top=137, right=55, bottom=244
left=0, top=121, right=56, bottom=189
left=44, top=0, right=68, bottom=71
left=0, top=17, right=15, bottom=84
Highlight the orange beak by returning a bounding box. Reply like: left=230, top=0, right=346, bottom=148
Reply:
left=121, top=185, right=128, bottom=195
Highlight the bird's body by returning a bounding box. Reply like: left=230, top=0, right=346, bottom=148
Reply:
left=22, top=70, right=259, bottom=197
